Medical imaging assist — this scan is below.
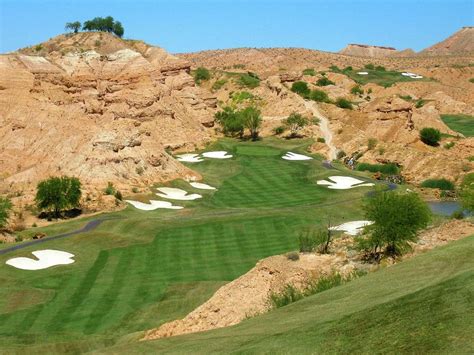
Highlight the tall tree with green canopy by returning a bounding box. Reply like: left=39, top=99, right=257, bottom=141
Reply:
left=357, top=190, right=431, bottom=258
left=35, top=176, right=82, bottom=218
left=0, top=197, right=12, bottom=228
left=65, top=21, right=81, bottom=33
left=284, top=112, right=308, bottom=137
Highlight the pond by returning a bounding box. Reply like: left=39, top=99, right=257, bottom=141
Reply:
left=427, top=201, right=467, bottom=216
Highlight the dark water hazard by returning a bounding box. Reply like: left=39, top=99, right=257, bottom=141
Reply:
left=427, top=201, right=467, bottom=216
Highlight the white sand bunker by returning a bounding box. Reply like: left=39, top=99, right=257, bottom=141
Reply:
left=189, top=182, right=216, bottom=190
left=282, top=152, right=313, bottom=161
left=357, top=71, right=369, bottom=75
left=156, top=187, right=202, bottom=200
left=125, top=200, right=183, bottom=210
left=330, top=220, right=374, bottom=236
left=317, top=176, right=375, bottom=189
left=6, top=250, right=75, bottom=270
left=401, top=72, right=423, bottom=79
left=176, top=154, right=203, bottom=163
left=201, top=151, right=233, bottom=159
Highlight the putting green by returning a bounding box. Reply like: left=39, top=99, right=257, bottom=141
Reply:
left=0, top=138, right=377, bottom=352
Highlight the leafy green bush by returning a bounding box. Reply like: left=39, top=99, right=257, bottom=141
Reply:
left=364, top=63, right=375, bottom=70
left=291, top=81, right=310, bottom=96
left=193, top=67, right=211, bottom=84
left=329, top=65, right=341, bottom=73
left=451, top=210, right=464, bottom=220
left=317, top=137, right=325, bottom=143
left=336, top=150, right=346, bottom=159
left=238, top=72, right=260, bottom=88
left=274, top=126, right=285, bottom=135
left=230, top=91, right=254, bottom=103
left=350, top=85, right=364, bottom=95
left=270, top=285, right=303, bottom=308
left=316, top=77, right=335, bottom=86
left=444, top=141, right=455, bottom=149
left=415, top=99, right=426, bottom=108
left=212, top=79, right=227, bottom=91
left=469, top=78, right=474, bottom=83
left=420, top=179, right=455, bottom=191
left=335, top=98, right=353, bottom=109
left=399, top=95, right=413, bottom=101
left=343, top=66, right=353, bottom=72
left=356, top=163, right=399, bottom=175
left=302, top=68, right=315, bottom=76
left=375, top=65, right=386, bottom=71
left=309, top=89, right=330, bottom=103
left=298, top=228, right=325, bottom=252
left=284, top=112, right=308, bottom=136
left=36, top=176, right=81, bottom=218
left=419, top=127, right=441, bottom=146
left=104, top=182, right=116, bottom=195
left=215, top=106, right=244, bottom=137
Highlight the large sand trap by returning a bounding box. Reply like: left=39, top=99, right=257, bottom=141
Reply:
left=6, top=250, right=75, bottom=270
left=330, top=220, right=374, bottom=236
left=189, top=182, right=216, bottom=190
left=401, top=72, right=423, bottom=79
left=176, top=154, right=203, bottom=163
left=317, top=176, right=375, bottom=189
left=156, top=187, right=202, bottom=200
left=125, top=200, right=183, bottom=210
left=282, top=152, right=313, bottom=161
left=201, top=151, right=233, bottom=159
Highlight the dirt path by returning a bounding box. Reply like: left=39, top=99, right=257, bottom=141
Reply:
left=303, top=100, right=337, bottom=160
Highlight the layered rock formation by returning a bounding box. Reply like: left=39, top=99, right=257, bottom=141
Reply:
left=0, top=32, right=217, bottom=199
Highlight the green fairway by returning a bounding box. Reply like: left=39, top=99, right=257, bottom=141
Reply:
left=102, top=235, right=474, bottom=354
left=336, top=68, right=431, bottom=87
left=440, top=114, right=474, bottom=137
left=0, top=138, right=377, bottom=352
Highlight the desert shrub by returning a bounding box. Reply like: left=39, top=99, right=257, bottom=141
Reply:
left=343, top=66, right=353, bottom=72
left=286, top=251, right=300, bottom=261
left=94, top=40, right=101, bottom=47
left=420, top=178, right=455, bottom=191
left=311, top=117, right=321, bottom=125
left=291, top=81, right=310, bottom=96
left=233, top=64, right=245, bottom=69
left=419, top=127, right=441, bottom=146
left=270, top=285, right=303, bottom=308
left=316, top=77, right=335, bottom=86
left=309, top=89, right=330, bottom=103
left=114, top=190, right=123, bottom=201
left=302, top=68, right=315, bottom=76
left=215, top=106, right=244, bottom=137
left=231, top=91, right=254, bottom=103
left=274, top=126, right=285, bottom=135
left=305, top=273, right=345, bottom=295
left=132, top=187, right=139, bottom=193
left=329, top=65, right=341, bottom=73
left=0, top=197, right=12, bottom=228
left=364, top=63, right=375, bottom=70
left=415, top=99, right=426, bottom=108
left=212, top=79, right=227, bottom=91
left=317, top=137, right=325, bottom=143
left=193, top=67, right=211, bottom=84
left=399, top=95, right=413, bottom=101
left=356, top=163, right=399, bottom=175
left=444, top=141, right=455, bottom=149
left=336, top=150, right=346, bottom=159
left=451, top=210, right=464, bottom=220
left=284, top=112, right=308, bottom=136
left=35, top=44, right=43, bottom=52
left=15, top=235, right=23, bottom=243
left=238, top=72, right=260, bottom=88
left=335, top=98, right=353, bottom=109
left=350, top=85, right=364, bottom=95
left=469, top=78, right=474, bottom=83
left=378, top=147, right=386, bottom=155
left=104, top=182, right=116, bottom=195
left=468, top=156, right=474, bottom=162
left=367, top=138, right=377, bottom=150
left=375, top=65, right=386, bottom=71
left=298, top=228, right=325, bottom=252
left=357, top=191, right=431, bottom=257
left=136, top=166, right=144, bottom=175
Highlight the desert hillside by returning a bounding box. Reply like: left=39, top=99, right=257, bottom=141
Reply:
left=421, top=27, right=474, bottom=55
left=0, top=32, right=217, bottom=207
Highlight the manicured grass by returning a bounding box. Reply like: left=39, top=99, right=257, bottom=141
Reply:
left=105, top=235, right=474, bottom=354
left=440, top=114, right=474, bottom=137
left=335, top=67, right=431, bottom=87
left=0, top=138, right=375, bottom=352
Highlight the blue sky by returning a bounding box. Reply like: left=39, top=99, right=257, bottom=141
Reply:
left=0, top=0, right=472, bottom=53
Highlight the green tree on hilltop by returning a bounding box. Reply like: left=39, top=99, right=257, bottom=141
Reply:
left=65, top=21, right=81, bottom=33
